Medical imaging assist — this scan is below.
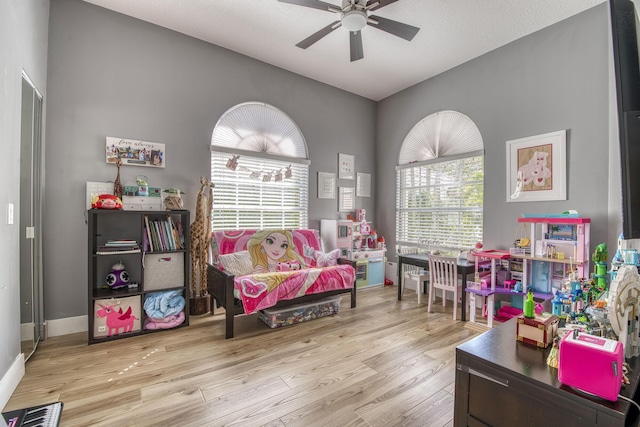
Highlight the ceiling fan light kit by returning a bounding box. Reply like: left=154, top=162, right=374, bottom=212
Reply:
left=279, top=0, right=420, bottom=62
left=342, top=10, right=367, bottom=31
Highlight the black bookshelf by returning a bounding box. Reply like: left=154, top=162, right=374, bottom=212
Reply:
left=87, top=209, right=190, bottom=344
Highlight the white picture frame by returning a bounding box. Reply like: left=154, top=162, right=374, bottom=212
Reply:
left=106, top=136, right=166, bottom=168
left=338, top=187, right=355, bottom=212
left=356, top=173, right=371, bottom=197
left=506, top=130, right=567, bottom=202
left=317, top=172, right=336, bottom=199
left=338, top=153, right=355, bottom=179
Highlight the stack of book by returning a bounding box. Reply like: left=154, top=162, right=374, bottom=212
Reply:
left=144, top=215, right=183, bottom=252
left=96, top=240, right=141, bottom=255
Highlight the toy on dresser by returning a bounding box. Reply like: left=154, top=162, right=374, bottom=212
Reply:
left=516, top=311, right=559, bottom=348
left=558, top=330, right=624, bottom=401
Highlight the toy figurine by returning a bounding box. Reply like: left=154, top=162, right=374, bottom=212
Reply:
left=105, top=262, right=129, bottom=290
left=113, top=157, right=123, bottom=200
left=612, top=232, right=624, bottom=267
left=162, top=188, right=185, bottom=210
left=552, top=291, right=563, bottom=316
left=524, top=289, right=535, bottom=318
left=513, top=281, right=523, bottom=293
left=546, top=336, right=560, bottom=368
left=136, top=175, right=149, bottom=197
left=91, top=193, right=122, bottom=210
left=591, top=242, right=608, bottom=289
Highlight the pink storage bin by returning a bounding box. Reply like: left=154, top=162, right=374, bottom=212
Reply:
left=497, top=306, right=522, bottom=319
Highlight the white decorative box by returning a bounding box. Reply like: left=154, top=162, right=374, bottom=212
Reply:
left=122, top=195, right=163, bottom=211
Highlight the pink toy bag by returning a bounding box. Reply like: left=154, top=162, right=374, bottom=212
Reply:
left=558, top=330, right=624, bottom=401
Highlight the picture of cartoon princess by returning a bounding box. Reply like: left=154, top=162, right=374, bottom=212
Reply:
left=247, top=230, right=304, bottom=273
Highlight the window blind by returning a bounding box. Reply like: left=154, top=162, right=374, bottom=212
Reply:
left=211, top=151, right=309, bottom=230
left=396, top=155, right=483, bottom=251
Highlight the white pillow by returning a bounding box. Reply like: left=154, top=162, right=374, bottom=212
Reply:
left=218, top=251, right=253, bottom=277
left=314, top=249, right=341, bottom=267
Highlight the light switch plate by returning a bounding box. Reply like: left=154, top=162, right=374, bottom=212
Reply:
left=7, top=203, right=13, bottom=225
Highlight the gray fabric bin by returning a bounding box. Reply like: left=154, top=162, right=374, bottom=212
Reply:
left=144, top=252, right=184, bottom=290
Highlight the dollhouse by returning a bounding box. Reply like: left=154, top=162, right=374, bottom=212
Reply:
left=467, top=216, right=591, bottom=328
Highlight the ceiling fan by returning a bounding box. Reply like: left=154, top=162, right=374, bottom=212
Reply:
left=278, top=0, right=420, bottom=62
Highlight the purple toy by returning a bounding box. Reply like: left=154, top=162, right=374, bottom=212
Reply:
left=106, top=262, right=129, bottom=290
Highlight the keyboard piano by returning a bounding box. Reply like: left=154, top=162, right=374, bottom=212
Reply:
left=2, top=402, right=62, bottom=427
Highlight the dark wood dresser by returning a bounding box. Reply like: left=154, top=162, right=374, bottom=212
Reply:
left=455, top=318, right=640, bottom=426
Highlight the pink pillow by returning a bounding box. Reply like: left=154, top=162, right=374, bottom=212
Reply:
left=314, top=249, right=340, bottom=267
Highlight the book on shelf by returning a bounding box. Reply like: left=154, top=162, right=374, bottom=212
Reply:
left=177, top=220, right=184, bottom=247
left=105, top=239, right=138, bottom=247
left=142, top=230, right=149, bottom=252
left=96, top=245, right=141, bottom=255
left=162, top=219, right=174, bottom=250
left=144, top=215, right=154, bottom=252
left=168, top=215, right=181, bottom=249
left=154, top=220, right=165, bottom=250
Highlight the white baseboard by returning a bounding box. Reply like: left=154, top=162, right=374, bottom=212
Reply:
left=0, top=353, right=25, bottom=409
left=1, top=317, right=87, bottom=409
left=46, top=315, right=87, bottom=338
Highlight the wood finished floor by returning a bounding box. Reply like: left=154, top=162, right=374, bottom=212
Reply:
left=5, top=286, right=483, bottom=427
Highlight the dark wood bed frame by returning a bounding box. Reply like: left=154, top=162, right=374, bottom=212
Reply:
left=207, top=258, right=357, bottom=338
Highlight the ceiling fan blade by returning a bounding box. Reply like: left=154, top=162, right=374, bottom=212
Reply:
left=368, top=15, right=420, bottom=41
left=350, top=31, right=364, bottom=62
left=366, top=0, right=399, bottom=12
left=296, top=21, right=341, bottom=49
left=278, top=0, right=337, bottom=12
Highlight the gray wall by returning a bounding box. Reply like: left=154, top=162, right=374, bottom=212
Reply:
left=377, top=4, right=614, bottom=259
left=45, top=0, right=377, bottom=321
left=0, top=0, right=49, bottom=406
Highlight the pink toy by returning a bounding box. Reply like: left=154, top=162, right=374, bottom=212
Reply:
left=96, top=304, right=139, bottom=336
left=277, top=260, right=302, bottom=272
left=479, top=276, right=491, bottom=289
left=558, top=331, right=624, bottom=401
left=503, top=279, right=517, bottom=290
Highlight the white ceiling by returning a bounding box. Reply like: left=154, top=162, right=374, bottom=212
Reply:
left=82, top=0, right=606, bottom=101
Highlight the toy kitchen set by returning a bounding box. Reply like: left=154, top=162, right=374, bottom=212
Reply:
left=320, top=209, right=386, bottom=289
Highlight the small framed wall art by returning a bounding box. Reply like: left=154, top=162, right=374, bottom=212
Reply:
left=338, top=153, right=355, bottom=179
left=317, top=172, right=336, bottom=199
left=357, top=173, right=371, bottom=197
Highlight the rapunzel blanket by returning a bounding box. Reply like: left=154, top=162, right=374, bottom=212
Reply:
left=235, top=265, right=355, bottom=314
left=212, top=229, right=355, bottom=314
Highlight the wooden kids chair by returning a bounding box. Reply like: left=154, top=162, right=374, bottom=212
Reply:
left=399, top=246, right=429, bottom=304
left=428, top=255, right=459, bottom=320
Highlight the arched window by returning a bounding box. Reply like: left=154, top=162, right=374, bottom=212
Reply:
left=396, top=111, right=484, bottom=251
left=211, top=102, right=310, bottom=229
